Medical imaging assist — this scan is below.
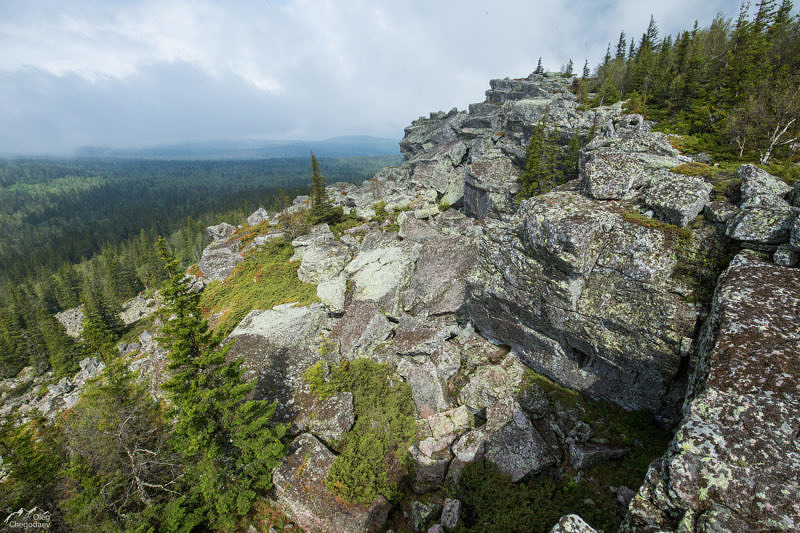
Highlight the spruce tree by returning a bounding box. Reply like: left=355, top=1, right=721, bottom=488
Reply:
left=535, top=57, right=544, bottom=74
left=309, top=151, right=329, bottom=220
left=156, top=238, right=286, bottom=530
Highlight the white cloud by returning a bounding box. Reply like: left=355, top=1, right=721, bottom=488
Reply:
left=0, top=0, right=739, bottom=154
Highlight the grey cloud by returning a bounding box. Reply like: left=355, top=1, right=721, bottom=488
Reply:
left=0, top=0, right=739, bottom=155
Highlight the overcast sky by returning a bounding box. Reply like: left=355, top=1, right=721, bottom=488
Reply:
left=0, top=0, right=740, bottom=155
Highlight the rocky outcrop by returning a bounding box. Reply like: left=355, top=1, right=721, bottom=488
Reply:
left=198, top=239, right=243, bottom=281
left=549, top=515, right=598, bottom=533
left=623, top=251, right=800, bottom=532
left=272, top=433, right=391, bottom=533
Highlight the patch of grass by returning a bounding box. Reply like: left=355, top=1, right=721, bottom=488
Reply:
left=762, top=158, right=800, bottom=186
left=371, top=201, right=390, bottom=223
left=619, top=209, right=693, bottom=247
left=304, top=359, right=417, bottom=504
left=453, top=370, right=671, bottom=533
left=671, top=162, right=712, bottom=176
left=330, top=213, right=364, bottom=239
left=200, top=237, right=319, bottom=337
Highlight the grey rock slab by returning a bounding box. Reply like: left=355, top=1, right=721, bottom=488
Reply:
left=206, top=222, right=235, bottom=240
left=738, top=164, right=791, bottom=201
left=441, top=498, right=461, bottom=529
left=623, top=251, right=800, bottom=532
left=273, top=433, right=391, bottom=533
left=329, top=301, right=393, bottom=358
left=307, top=392, right=354, bottom=446
left=297, top=241, right=350, bottom=284
left=345, top=244, right=419, bottom=303
left=198, top=239, right=242, bottom=281
left=246, top=207, right=270, bottom=226
left=397, top=358, right=449, bottom=417
left=726, top=194, right=798, bottom=244
left=316, top=274, right=346, bottom=313
left=643, top=171, right=712, bottom=227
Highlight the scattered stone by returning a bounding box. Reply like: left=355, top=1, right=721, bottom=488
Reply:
left=404, top=501, right=441, bottom=533
left=316, top=274, right=346, bottom=313
left=397, top=359, right=449, bottom=417
left=330, top=301, right=394, bottom=358
left=773, top=243, right=799, bottom=266
left=55, top=305, right=85, bottom=338
left=643, top=171, right=711, bottom=227
left=198, top=239, right=242, bottom=281
left=440, top=498, right=461, bottom=529
left=207, top=222, right=236, bottom=240
left=247, top=207, right=269, bottom=226
left=738, top=164, right=791, bottom=201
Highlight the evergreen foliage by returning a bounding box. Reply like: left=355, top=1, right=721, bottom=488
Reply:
left=304, top=359, right=417, bottom=504
left=592, top=4, right=800, bottom=166
left=157, top=239, right=287, bottom=530
left=518, top=116, right=585, bottom=198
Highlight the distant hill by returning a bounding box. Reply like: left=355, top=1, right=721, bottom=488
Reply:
left=74, top=135, right=400, bottom=160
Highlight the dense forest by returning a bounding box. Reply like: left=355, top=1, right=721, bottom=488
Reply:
left=589, top=0, right=799, bottom=171
left=0, top=155, right=398, bottom=378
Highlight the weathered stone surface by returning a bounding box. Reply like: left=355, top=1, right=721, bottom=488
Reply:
left=463, top=146, right=520, bottom=218
left=198, top=239, right=242, bottom=281
left=458, top=358, right=524, bottom=410
left=408, top=443, right=451, bottom=494
left=345, top=244, right=419, bottom=306
left=773, top=243, right=799, bottom=266
left=330, top=301, right=394, bottom=358
left=738, top=164, right=791, bottom=201
left=246, top=207, right=269, bottom=226
left=623, top=251, right=800, bottom=532
left=397, top=358, right=449, bottom=417
left=424, top=405, right=473, bottom=439
left=404, top=500, right=441, bottom=532
left=400, top=109, right=467, bottom=160
left=226, top=303, right=328, bottom=421
left=725, top=194, right=798, bottom=245
left=466, top=186, right=697, bottom=419
left=207, top=221, right=235, bottom=240
left=441, top=498, right=461, bottom=529
left=643, top=171, right=711, bottom=227
left=402, top=236, right=477, bottom=316
left=483, top=396, right=559, bottom=481
left=789, top=212, right=800, bottom=251
left=297, top=241, right=350, bottom=284
left=307, top=392, right=354, bottom=446
left=273, top=433, right=391, bottom=533
left=703, top=200, right=739, bottom=223
left=549, top=514, right=598, bottom=533
left=316, top=274, right=346, bottom=313
left=55, top=305, right=84, bottom=338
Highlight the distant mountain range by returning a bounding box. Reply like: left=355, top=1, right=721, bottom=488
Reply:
left=74, top=135, right=400, bottom=159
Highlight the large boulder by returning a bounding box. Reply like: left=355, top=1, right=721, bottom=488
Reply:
left=466, top=186, right=697, bottom=419
left=462, top=143, right=520, bottom=218
left=206, top=222, right=235, bottom=240
left=273, top=433, right=391, bottom=533
left=623, top=251, right=800, bottom=532
left=329, top=301, right=394, bottom=359
left=198, top=240, right=242, bottom=281
left=642, top=171, right=711, bottom=227
left=549, top=515, right=598, bottom=533
left=246, top=207, right=269, bottom=226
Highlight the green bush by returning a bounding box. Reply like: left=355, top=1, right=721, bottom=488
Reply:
left=305, top=359, right=417, bottom=503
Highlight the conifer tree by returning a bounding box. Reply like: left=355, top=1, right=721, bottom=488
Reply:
left=309, top=151, right=329, bottom=219
left=582, top=59, right=590, bottom=79
left=564, top=58, right=574, bottom=77
left=156, top=238, right=286, bottom=530
left=535, top=57, right=544, bottom=74
left=80, top=282, right=124, bottom=361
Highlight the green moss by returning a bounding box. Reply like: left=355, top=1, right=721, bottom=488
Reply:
left=330, top=215, right=363, bottom=239
left=671, top=162, right=712, bottom=176
left=371, top=201, right=390, bottom=223
left=304, top=359, right=417, bottom=504
left=199, top=237, right=319, bottom=337
left=454, top=370, right=671, bottom=533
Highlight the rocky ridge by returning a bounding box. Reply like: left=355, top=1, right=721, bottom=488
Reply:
left=14, top=71, right=799, bottom=532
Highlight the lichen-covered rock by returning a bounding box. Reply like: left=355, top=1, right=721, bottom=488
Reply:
left=643, top=171, right=711, bottom=227
left=725, top=194, right=798, bottom=245
left=55, top=305, right=84, bottom=338
left=246, top=207, right=269, bottom=226
left=397, top=358, right=449, bottom=417
left=206, top=221, right=235, bottom=240
left=316, top=274, right=346, bottom=313
left=790, top=214, right=800, bottom=251
left=466, top=185, right=697, bottom=419
left=441, top=498, right=461, bottom=529
left=273, top=433, right=391, bottom=533
left=773, top=243, right=799, bottom=266
left=703, top=200, right=739, bottom=223
left=483, top=396, right=559, bottom=481
left=622, top=251, right=800, bottom=532
left=404, top=500, right=441, bottom=532
left=198, top=239, right=242, bottom=281
left=330, top=301, right=394, bottom=358
left=738, top=164, right=791, bottom=201
left=408, top=442, right=451, bottom=494
left=297, top=240, right=350, bottom=284
left=226, top=303, right=329, bottom=422
left=400, top=109, right=467, bottom=160
left=463, top=145, right=520, bottom=218
left=549, top=514, right=597, bottom=533
left=307, top=392, right=354, bottom=446
left=344, top=244, right=419, bottom=310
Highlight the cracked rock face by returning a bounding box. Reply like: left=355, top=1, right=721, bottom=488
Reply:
left=623, top=251, right=800, bottom=532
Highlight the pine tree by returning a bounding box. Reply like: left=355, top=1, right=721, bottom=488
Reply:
left=564, top=58, right=574, bottom=77
left=582, top=59, right=591, bottom=79
left=156, top=238, right=286, bottom=530
left=616, top=31, right=627, bottom=59
left=535, top=57, right=544, bottom=74
left=309, top=151, right=329, bottom=219
left=80, top=281, right=124, bottom=361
